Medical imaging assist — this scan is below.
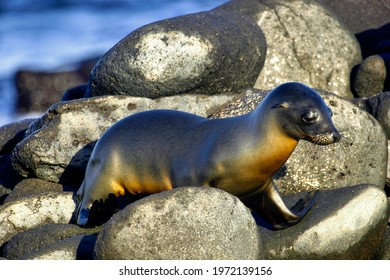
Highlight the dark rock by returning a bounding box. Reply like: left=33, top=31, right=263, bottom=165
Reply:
left=94, top=187, right=262, bottom=260
left=0, top=118, right=35, bottom=155
left=317, top=0, right=390, bottom=34
left=352, top=54, right=390, bottom=98
left=3, top=223, right=99, bottom=260
left=210, top=88, right=387, bottom=195
left=260, top=184, right=389, bottom=259
left=87, top=10, right=266, bottom=98
left=11, top=94, right=235, bottom=184
left=216, top=0, right=361, bottom=98
left=0, top=155, right=24, bottom=204
left=356, top=23, right=390, bottom=59
left=15, top=57, right=99, bottom=113
left=62, top=84, right=88, bottom=101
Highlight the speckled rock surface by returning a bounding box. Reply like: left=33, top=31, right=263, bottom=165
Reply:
left=94, top=187, right=262, bottom=260
left=21, top=233, right=98, bottom=260
left=216, top=0, right=361, bottom=98
left=210, top=88, right=388, bottom=194
left=260, top=184, right=389, bottom=259
left=87, top=10, right=266, bottom=98
left=4, top=178, right=75, bottom=203
left=3, top=223, right=99, bottom=260
left=11, top=94, right=235, bottom=185
left=0, top=192, right=76, bottom=246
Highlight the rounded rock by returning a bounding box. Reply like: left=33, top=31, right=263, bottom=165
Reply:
left=3, top=223, right=99, bottom=260
left=352, top=55, right=388, bottom=98
left=0, top=192, right=76, bottom=246
left=4, top=178, right=75, bottom=204
left=260, top=184, right=389, bottom=259
left=94, top=187, right=262, bottom=260
left=87, top=10, right=266, bottom=98
left=21, top=233, right=98, bottom=260
left=217, top=0, right=361, bottom=98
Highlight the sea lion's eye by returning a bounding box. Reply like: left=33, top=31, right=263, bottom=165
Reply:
left=272, top=102, right=289, bottom=109
left=302, top=111, right=318, bottom=124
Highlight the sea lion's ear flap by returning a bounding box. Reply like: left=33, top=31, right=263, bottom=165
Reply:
left=272, top=102, right=289, bottom=109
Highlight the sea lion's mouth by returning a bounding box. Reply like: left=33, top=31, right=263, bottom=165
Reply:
left=305, top=132, right=341, bottom=145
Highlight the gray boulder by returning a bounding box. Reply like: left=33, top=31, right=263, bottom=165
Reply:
left=4, top=178, right=75, bottom=204
left=11, top=94, right=235, bottom=184
left=87, top=10, right=266, bottom=98
left=210, top=88, right=387, bottom=195
left=352, top=55, right=389, bottom=98
left=260, top=184, right=389, bottom=259
left=3, top=223, right=99, bottom=260
left=94, top=187, right=262, bottom=260
left=21, top=233, right=98, bottom=260
left=216, top=0, right=361, bottom=98
left=0, top=192, right=76, bottom=246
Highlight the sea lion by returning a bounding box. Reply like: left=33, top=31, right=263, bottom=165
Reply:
left=75, top=82, right=341, bottom=229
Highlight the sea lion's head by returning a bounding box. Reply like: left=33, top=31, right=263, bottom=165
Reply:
left=267, top=82, right=341, bottom=145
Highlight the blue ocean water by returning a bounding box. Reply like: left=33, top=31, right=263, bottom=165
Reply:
left=0, top=0, right=227, bottom=126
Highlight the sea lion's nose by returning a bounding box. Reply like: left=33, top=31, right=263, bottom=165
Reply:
left=332, top=129, right=341, bottom=143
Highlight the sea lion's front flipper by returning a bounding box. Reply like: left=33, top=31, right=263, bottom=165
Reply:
left=241, top=180, right=319, bottom=230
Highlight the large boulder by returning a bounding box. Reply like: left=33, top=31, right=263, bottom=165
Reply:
left=4, top=178, right=76, bottom=204
left=0, top=192, right=76, bottom=247
left=260, top=184, right=389, bottom=259
left=3, top=223, right=99, bottom=260
left=21, top=233, right=98, bottom=260
left=11, top=94, right=235, bottom=185
left=94, top=187, right=262, bottom=260
left=216, top=0, right=362, bottom=98
left=87, top=10, right=266, bottom=98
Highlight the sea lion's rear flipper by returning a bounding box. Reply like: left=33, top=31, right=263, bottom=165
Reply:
left=241, top=180, right=319, bottom=230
